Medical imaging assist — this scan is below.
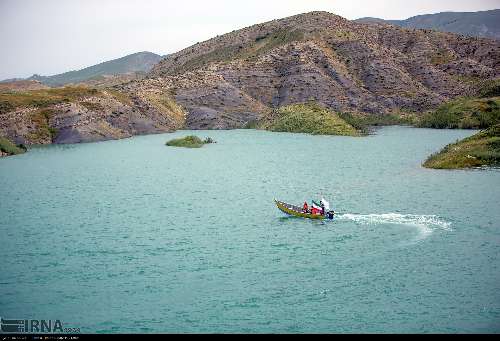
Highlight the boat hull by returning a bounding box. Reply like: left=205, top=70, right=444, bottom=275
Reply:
left=275, top=199, right=328, bottom=220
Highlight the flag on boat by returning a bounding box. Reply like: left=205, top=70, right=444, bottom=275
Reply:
left=321, top=198, right=330, bottom=211
left=312, top=201, right=323, bottom=211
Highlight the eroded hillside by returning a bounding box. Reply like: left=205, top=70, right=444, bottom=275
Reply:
left=1, top=11, right=499, bottom=148
left=0, top=87, right=183, bottom=145
left=137, top=11, right=500, bottom=129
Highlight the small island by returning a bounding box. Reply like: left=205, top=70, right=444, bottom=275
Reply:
left=165, top=135, right=216, bottom=148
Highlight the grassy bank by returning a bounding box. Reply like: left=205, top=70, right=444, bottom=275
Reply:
left=423, top=125, right=500, bottom=169
left=258, top=102, right=360, bottom=136
left=0, top=137, right=27, bottom=156
left=417, top=82, right=500, bottom=169
left=417, top=96, right=500, bottom=129
left=166, top=136, right=215, bottom=148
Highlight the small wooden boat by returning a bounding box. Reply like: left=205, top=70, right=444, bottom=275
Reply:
left=274, top=199, right=335, bottom=220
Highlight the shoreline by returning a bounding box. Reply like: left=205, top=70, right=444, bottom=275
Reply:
left=1, top=126, right=484, bottom=171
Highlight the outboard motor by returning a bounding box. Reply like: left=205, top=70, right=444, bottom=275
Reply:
left=327, top=211, right=335, bottom=220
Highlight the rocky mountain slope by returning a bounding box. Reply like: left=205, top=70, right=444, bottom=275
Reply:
left=25, top=52, right=163, bottom=87
left=356, top=9, right=500, bottom=40
left=1, top=11, right=499, bottom=149
left=124, top=11, right=499, bottom=129
left=0, top=87, right=184, bottom=145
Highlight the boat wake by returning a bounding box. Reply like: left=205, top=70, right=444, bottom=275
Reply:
left=336, top=213, right=452, bottom=242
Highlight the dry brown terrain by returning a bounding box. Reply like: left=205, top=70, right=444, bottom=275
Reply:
left=1, top=11, right=499, bottom=147
left=139, top=11, right=499, bottom=129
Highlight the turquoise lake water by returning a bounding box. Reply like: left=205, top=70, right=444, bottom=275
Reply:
left=1, top=126, right=499, bottom=333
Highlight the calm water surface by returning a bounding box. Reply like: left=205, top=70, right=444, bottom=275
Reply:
left=1, top=127, right=499, bottom=333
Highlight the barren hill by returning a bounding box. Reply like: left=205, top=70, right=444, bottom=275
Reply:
left=1, top=11, right=499, bottom=147
left=122, top=11, right=500, bottom=129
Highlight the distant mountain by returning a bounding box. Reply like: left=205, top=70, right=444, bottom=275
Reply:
left=356, top=9, right=500, bottom=40
left=26, top=51, right=163, bottom=87
left=355, top=17, right=388, bottom=24
left=0, top=77, right=26, bottom=83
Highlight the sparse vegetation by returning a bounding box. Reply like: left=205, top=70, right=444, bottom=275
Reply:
left=423, top=124, right=500, bottom=169
left=243, top=29, right=304, bottom=60
left=477, top=79, right=500, bottom=98
left=430, top=49, right=455, bottom=65
left=0, top=87, right=100, bottom=114
left=27, top=108, right=58, bottom=142
left=81, top=101, right=105, bottom=112
left=107, top=89, right=133, bottom=106
left=141, top=91, right=186, bottom=128
left=169, top=28, right=304, bottom=74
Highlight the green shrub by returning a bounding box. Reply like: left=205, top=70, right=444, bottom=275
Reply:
left=0, top=137, right=26, bottom=155
left=418, top=97, right=500, bottom=129
left=259, top=102, right=360, bottom=136
left=166, top=135, right=207, bottom=148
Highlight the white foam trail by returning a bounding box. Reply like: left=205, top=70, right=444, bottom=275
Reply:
left=337, top=213, right=452, bottom=230
left=336, top=213, right=452, bottom=242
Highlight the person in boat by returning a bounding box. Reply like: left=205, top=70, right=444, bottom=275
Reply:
left=303, top=201, right=309, bottom=213
left=311, top=201, right=322, bottom=215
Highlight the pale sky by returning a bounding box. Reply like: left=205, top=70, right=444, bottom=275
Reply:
left=1, top=0, right=499, bottom=80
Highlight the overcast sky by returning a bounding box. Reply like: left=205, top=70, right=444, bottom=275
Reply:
left=1, top=0, right=499, bottom=80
